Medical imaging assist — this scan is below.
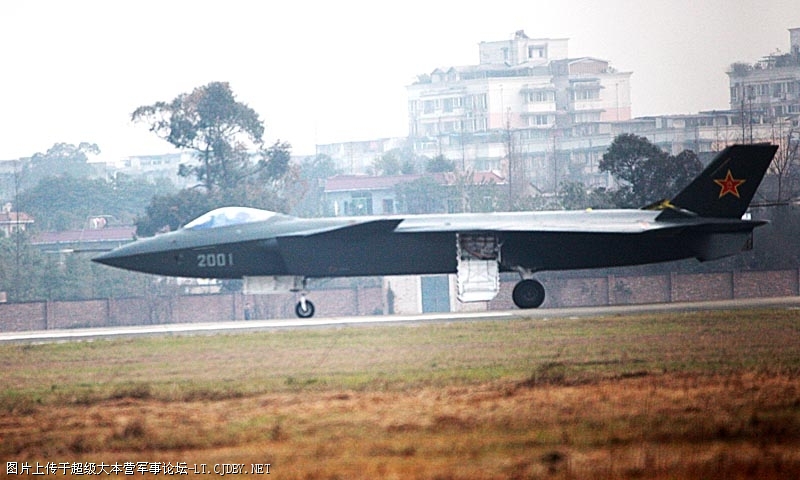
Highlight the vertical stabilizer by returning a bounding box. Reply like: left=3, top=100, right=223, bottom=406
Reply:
left=658, top=144, right=777, bottom=219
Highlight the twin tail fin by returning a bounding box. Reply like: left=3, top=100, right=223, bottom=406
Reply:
left=654, top=143, right=777, bottom=220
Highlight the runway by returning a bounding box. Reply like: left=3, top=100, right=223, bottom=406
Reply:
left=2, top=296, right=800, bottom=344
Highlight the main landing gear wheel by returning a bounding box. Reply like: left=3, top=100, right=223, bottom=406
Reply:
left=295, top=298, right=315, bottom=318
left=512, top=279, right=545, bottom=309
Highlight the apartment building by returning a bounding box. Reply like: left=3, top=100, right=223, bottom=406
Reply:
left=407, top=31, right=631, bottom=138
left=316, top=28, right=796, bottom=198
left=727, top=28, right=800, bottom=122
left=405, top=30, right=631, bottom=192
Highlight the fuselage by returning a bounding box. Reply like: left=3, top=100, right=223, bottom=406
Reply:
left=93, top=208, right=763, bottom=279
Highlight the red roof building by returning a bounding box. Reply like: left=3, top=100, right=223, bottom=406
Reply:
left=0, top=211, right=34, bottom=237
left=31, top=225, right=136, bottom=252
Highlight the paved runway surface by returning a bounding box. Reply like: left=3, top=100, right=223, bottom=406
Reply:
left=2, top=296, right=800, bottom=344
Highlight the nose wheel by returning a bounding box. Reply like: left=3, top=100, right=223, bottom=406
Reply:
left=295, top=295, right=315, bottom=318
left=512, top=279, right=545, bottom=309
left=292, top=278, right=315, bottom=318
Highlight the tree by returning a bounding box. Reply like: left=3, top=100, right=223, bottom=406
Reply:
left=135, top=189, right=214, bottom=236
left=18, top=174, right=175, bottom=231
left=641, top=149, right=703, bottom=203
left=600, top=134, right=657, bottom=181
left=426, top=155, right=455, bottom=173
left=396, top=177, right=447, bottom=214
left=769, top=127, right=800, bottom=203
left=132, top=82, right=294, bottom=234
left=557, top=181, right=621, bottom=211
left=599, top=134, right=702, bottom=207
left=446, top=170, right=506, bottom=213
left=372, top=151, right=402, bottom=176
left=131, top=82, right=290, bottom=195
left=291, top=154, right=340, bottom=217
left=23, top=142, right=99, bottom=188
left=558, top=181, right=589, bottom=210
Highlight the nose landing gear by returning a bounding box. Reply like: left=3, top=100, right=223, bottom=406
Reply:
left=295, top=294, right=315, bottom=318
left=293, top=278, right=315, bottom=318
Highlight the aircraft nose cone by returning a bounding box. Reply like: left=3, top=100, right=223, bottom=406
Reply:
left=92, top=246, right=140, bottom=271
left=91, top=232, right=204, bottom=277
left=91, top=234, right=174, bottom=274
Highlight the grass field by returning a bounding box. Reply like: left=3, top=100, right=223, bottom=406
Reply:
left=2, top=308, right=800, bottom=479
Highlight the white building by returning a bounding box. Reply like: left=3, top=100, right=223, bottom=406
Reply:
left=315, top=137, right=407, bottom=174
left=406, top=30, right=632, bottom=192
left=407, top=31, right=631, bottom=142
left=727, top=27, right=800, bottom=122
left=318, top=29, right=795, bottom=198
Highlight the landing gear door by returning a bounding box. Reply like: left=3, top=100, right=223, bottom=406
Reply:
left=456, top=233, right=500, bottom=303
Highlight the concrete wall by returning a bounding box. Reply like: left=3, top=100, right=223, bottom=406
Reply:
left=485, top=269, right=800, bottom=311
left=1, top=269, right=798, bottom=332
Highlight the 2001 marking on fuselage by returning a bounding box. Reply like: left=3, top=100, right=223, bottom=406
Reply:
left=197, top=253, right=233, bottom=268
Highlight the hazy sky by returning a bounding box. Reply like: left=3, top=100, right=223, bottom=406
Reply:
left=1, top=0, right=798, bottom=161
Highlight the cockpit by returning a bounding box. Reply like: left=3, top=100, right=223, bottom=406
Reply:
left=183, top=207, right=280, bottom=230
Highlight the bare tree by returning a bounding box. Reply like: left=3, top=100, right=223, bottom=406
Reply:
left=769, top=124, right=800, bottom=203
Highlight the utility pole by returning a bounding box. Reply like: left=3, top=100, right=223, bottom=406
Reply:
left=12, top=159, right=21, bottom=301
left=505, top=109, right=514, bottom=209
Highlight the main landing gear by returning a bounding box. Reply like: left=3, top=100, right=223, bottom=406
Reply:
left=511, top=267, right=545, bottom=309
left=512, top=279, right=545, bottom=309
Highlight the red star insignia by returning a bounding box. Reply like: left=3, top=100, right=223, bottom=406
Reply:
left=714, top=170, right=746, bottom=198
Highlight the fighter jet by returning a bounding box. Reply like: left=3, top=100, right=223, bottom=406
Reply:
left=94, top=144, right=777, bottom=318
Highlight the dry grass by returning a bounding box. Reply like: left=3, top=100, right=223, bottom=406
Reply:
left=2, top=308, right=800, bottom=479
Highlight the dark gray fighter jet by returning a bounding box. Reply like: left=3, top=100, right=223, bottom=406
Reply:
left=94, top=144, right=777, bottom=318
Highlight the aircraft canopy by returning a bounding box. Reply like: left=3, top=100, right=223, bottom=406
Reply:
left=184, top=207, right=278, bottom=230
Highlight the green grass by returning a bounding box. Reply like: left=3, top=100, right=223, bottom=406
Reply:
left=3, top=308, right=800, bottom=478
left=2, top=308, right=800, bottom=411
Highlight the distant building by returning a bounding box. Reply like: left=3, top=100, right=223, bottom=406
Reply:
left=727, top=27, right=800, bottom=124
left=324, top=171, right=505, bottom=216
left=407, top=31, right=632, bottom=139
left=0, top=204, right=33, bottom=237
left=315, top=28, right=797, bottom=197
left=325, top=174, right=422, bottom=216
left=30, top=223, right=136, bottom=253
left=614, top=110, right=783, bottom=155
left=105, top=152, right=196, bottom=187
left=403, top=30, right=635, bottom=192
left=315, top=138, right=407, bottom=174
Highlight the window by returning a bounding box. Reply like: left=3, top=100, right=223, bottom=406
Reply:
left=572, top=112, right=602, bottom=123
left=573, top=89, right=599, bottom=101
left=441, top=121, right=460, bottom=133
left=527, top=115, right=550, bottom=127
left=526, top=91, right=553, bottom=103
left=471, top=117, right=487, bottom=131
left=443, top=97, right=462, bottom=112
left=528, top=45, right=545, bottom=58
left=468, top=94, right=487, bottom=110
left=423, top=100, right=438, bottom=114
left=347, top=193, right=373, bottom=216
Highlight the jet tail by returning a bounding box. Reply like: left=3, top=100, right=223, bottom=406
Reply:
left=654, top=144, right=777, bottom=220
